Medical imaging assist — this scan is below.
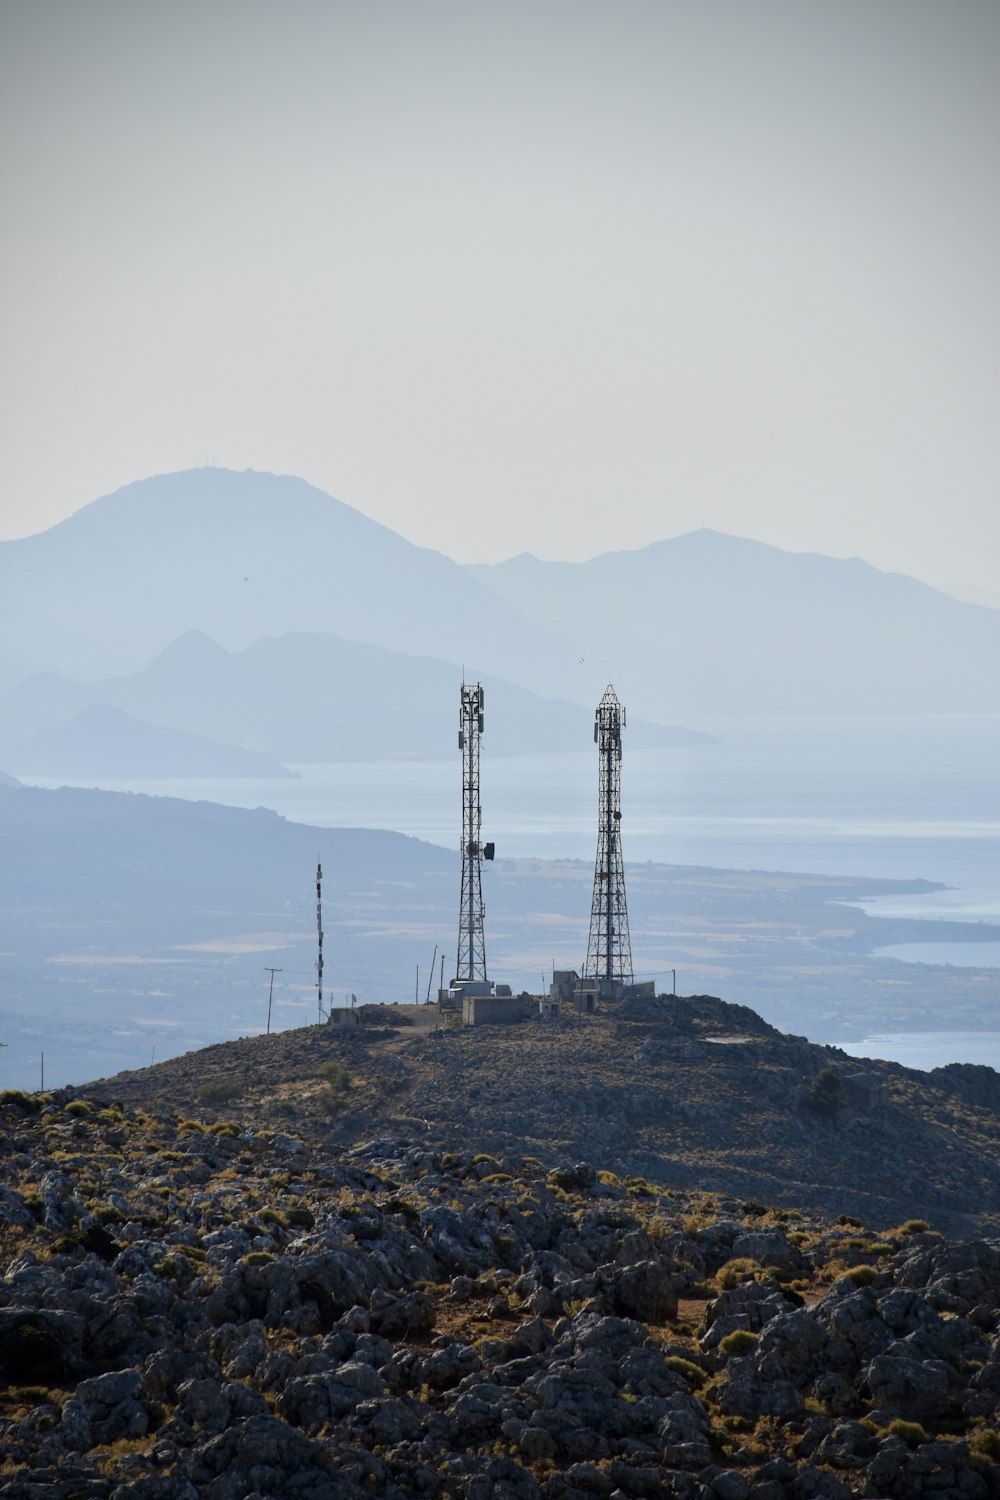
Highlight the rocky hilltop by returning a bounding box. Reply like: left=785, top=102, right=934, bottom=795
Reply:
left=1, top=1085, right=999, bottom=1499
left=83, top=995, right=1000, bottom=1238
left=1, top=995, right=998, bottom=1498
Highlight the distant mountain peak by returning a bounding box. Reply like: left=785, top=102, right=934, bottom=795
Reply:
left=148, top=630, right=232, bottom=667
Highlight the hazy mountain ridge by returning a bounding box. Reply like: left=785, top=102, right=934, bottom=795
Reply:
left=2, top=701, right=297, bottom=779
left=0, top=468, right=576, bottom=691
left=3, top=468, right=998, bottom=723
left=470, top=529, right=1000, bottom=716
left=0, top=629, right=707, bottom=765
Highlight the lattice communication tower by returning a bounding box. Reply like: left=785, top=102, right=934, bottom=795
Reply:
left=583, top=683, right=633, bottom=988
left=455, top=682, right=494, bottom=982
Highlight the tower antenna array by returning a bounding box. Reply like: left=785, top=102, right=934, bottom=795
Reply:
left=583, top=683, right=633, bottom=991
left=455, top=682, right=493, bottom=983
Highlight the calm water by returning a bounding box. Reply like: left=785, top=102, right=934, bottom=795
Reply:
left=841, top=1031, right=1000, bottom=1073
left=875, top=942, right=1000, bottom=969
left=25, top=712, right=1000, bottom=902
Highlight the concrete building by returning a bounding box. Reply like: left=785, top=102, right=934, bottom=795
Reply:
left=461, top=992, right=534, bottom=1027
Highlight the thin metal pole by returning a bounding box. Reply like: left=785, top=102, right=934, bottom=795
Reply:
left=316, top=863, right=324, bottom=1022
left=265, top=966, right=282, bottom=1035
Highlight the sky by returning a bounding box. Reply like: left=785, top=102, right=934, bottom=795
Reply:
left=1, top=1, right=997, bottom=602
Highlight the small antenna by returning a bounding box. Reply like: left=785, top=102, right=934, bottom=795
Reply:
left=316, top=864, right=325, bottom=1022
left=265, top=966, right=283, bottom=1035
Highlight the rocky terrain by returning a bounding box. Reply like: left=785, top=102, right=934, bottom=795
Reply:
left=0, top=996, right=997, bottom=1498
left=83, top=996, right=1000, bottom=1238
left=2, top=1086, right=1000, bottom=1499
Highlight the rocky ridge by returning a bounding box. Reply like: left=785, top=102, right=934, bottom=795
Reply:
left=82, top=995, right=1000, bottom=1238
left=1, top=1086, right=999, bottom=1499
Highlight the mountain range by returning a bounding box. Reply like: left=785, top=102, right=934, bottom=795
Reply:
left=1, top=702, right=298, bottom=779
left=470, top=532, right=1000, bottom=716
left=2, top=468, right=998, bottom=725
left=0, top=629, right=705, bottom=769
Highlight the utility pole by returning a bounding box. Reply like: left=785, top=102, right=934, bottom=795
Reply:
left=40, top=1052, right=44, bottom=1091
left=265, top=966, right=282, bottom=1035
left=316, top=863, right=324, bottom=1023
left=425, top=945, right=438, bottom=1004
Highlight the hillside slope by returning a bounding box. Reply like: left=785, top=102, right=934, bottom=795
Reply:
left=83, top=995, right=1000, bottom=1238
left=1, top=1034, right=996, bottom=1498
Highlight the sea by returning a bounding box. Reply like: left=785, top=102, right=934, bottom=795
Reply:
left=22, top=713, right=1000, bottom=1073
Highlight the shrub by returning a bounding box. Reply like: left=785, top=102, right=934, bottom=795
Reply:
left=178, top=1118, right=207, bottom=1133
left=196, top=1082, right=242, bottom=1106
left=240, top=1251, right=276, bottom=1267
left=284, top=1205, right=315, bottom=1229
left=891, top=1219, right=931, bottom=1238
left=64, top=1099, right=93, bottom=1117
left=970, top=1428, right=1000, bottom=1462
left=0, top=1090, right=41, bottom=1114
left=843, top=1264, right=879, bottom=1286
left=209, top=1121, right=241, bottom=1138
left=719, top=1329, right=760, bottom=1356
left=883, top=1418, right=929, bottom=1447
left=666, top=1356, right=707, bottom=1388
left=806, top=1068, right=844, bottom=1120
left=716, top=1258, right=759, bottom=1290
left=318, top=1063, right=353, bottom=1092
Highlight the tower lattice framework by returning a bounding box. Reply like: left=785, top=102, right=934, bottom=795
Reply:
left=583, top=683, right=633, bottom=987
left=456, top=682, right=489, bottom=982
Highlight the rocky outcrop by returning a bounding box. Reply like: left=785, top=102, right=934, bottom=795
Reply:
left=80, top=995, right=1000, bottom=1239
left=0, top=1092, right=998, bottom=1499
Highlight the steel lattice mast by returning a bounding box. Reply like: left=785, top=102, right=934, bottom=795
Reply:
left=455, top=682, right=491, bottom=982
left=583, top=684, right=633, bottom=988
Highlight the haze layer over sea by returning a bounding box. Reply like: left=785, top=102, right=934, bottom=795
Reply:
left=24, top=715, right=1000, bottom=1072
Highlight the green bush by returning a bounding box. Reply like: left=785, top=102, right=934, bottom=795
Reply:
left=843, top=1264, right=879, bottom=1286
left=284, top=1205, right=315, bottom=1229
left=196, top=1081, right=243, bottom=1106
left=666, top=1356, right=707, bottom=1388
left=806, top=1068, right=844, bottom=1120
left=716, top=1257, right=759, bottom=1290
left=891, top=1219, right=931, bottom=1237
left=719, top=1329, right=760, bottom=1356
left=970, top=1428, right=1000, bottom=1462
left=0, top=1090, right=41, bottom=1114
left=883, top=1418, right=928, bottom=1447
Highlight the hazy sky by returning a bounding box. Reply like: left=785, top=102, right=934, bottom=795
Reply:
left=1, top=1, right=997, bottom=600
